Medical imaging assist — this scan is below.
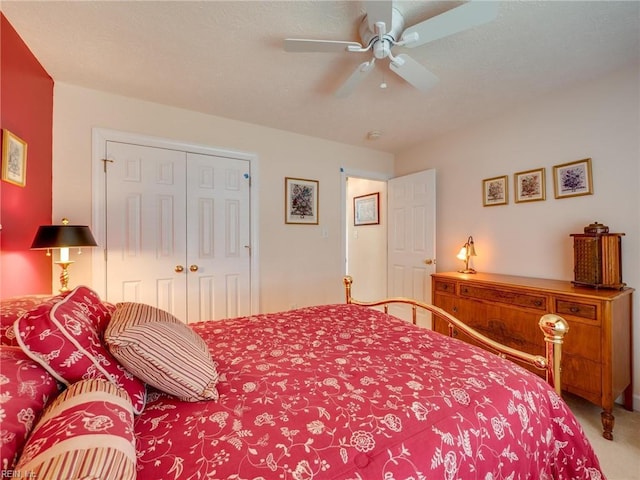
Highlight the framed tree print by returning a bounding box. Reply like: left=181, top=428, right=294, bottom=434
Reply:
left=285, top=177, right=319, bottom=224
left=1, top=129, right=27, bottom=187
left=514, top=168, right=545, bottom=203
left=482, top=175, right=508, bottom=206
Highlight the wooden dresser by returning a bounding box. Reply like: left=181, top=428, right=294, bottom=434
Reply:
left=431, top=271, right=633, bottom=440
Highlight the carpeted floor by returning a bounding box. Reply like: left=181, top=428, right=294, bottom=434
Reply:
left=564, top=394, right=640, bottom=480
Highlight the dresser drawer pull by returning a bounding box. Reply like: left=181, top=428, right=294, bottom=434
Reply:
left=534, top=300, right=543, bottom=307
left=435, top=281, right=454, bottom=293
left=556, top=300, right=597, bottom=320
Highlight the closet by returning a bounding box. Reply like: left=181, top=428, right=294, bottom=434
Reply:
left=103, top=140, right=251, bottom=323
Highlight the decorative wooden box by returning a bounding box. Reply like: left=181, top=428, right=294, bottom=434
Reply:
left=571, top=222, right=625, bottom=289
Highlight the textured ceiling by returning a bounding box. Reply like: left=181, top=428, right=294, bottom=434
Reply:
left=2, top=1, right=639, bottom=154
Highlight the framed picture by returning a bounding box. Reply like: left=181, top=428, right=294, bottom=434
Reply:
left=553, top=158, right=593, bottom=199
left=285, top=177, right=319, bottom=224
left=1, top=129, right=27, bottom=187
left=482, top=175, right=508, bottom=206
left=354, top=192, right=380, bottom=226
left=514, top=168, right=545, bottom=203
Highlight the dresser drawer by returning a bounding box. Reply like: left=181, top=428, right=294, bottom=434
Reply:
left=555, top=299, right=598, bottom=321
left=434, top=279, right=456, bottom=294
left=562, top=355, right=602, bottom=397
left=459, top=284, right=547, bottom=311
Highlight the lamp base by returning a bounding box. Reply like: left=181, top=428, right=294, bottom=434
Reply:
left=458, top=268, right=477, bottom=274
left=54, top=261, right=75, bottom=293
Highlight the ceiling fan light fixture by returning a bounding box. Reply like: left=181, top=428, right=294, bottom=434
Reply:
left=390, top=54, right=405, bottom=68
left=398, top=31, right=419, bottom=46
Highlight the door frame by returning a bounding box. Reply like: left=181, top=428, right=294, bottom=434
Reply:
left=340, top=167, right=392, bottom=294
left=91, top=127, right=260, bottom=314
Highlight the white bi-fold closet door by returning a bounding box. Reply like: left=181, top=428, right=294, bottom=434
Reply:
left=104, top=140, right=251, bottom=323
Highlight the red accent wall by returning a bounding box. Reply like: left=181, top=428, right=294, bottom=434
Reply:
left=0, top=14, right=54, bottom=297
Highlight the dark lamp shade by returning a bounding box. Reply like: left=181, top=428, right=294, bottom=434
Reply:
left=31, top=225, right=98, bottom=249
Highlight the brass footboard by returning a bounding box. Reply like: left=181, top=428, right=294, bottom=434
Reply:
left=343, top=276, right=569, bottom=395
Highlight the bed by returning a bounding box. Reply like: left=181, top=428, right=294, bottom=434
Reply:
left=1, top=279, right=605, bottom=480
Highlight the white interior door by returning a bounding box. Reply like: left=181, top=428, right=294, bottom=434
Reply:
left=387, top=169, right=436, bottom=326
left=105, top=141, right=188, bottom=319
left=104, top=141, right=251, bottom=323
left=186, top=153, right=251, bottom=321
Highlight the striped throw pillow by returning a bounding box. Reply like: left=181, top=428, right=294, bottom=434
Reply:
left=104, top=302, right=219, bottom=402
left=13, top=378, right=136, bottom=480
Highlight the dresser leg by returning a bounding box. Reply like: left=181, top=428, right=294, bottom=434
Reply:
left=601, top=410, right=614, bottom=440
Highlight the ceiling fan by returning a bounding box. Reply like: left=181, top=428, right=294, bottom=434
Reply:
left=284, top=0, right=498, bottom=98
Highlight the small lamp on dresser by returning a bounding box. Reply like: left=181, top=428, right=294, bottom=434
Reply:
left=456, top=236, right=477, bottom=274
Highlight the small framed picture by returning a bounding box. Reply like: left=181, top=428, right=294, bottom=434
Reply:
left=553, top=158, right=593, bottom=199
left=514, top=168, right=545, bottom=203
left=354, top=192, right=380, bottom=226
left=1, top=129, right=27, bottom=187
left=482, top=175, right=508, bottom=206
left=285, top=177, right=319, bottom=224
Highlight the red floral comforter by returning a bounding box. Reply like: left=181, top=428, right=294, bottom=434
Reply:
left=134, top=304, right=604, bottom=480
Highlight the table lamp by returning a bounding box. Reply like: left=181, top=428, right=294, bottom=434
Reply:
left=31, top=218, right=98, bottom=292
left=456, top=235, right=477, bottom=274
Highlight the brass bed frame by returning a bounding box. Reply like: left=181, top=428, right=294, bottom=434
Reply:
left=343, top=276, right=570, bottom=395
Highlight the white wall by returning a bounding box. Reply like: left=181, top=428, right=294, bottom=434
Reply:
left=52, top=83, right=394, bottom=313
left=395, top=65, right=640, bottom=408
left=346, top=177, right=387, bottom=301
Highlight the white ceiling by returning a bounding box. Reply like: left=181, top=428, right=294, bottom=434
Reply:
left=2, top=1, right=639, bottom=154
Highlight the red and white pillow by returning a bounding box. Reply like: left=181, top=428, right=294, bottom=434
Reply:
left=0, top=294, right=58, bottom=346
left=13, top=378, right=136, bottom=480
left=0, top=345, right=61, bottom=471
left=13, top=286, right=146, bottom=413
left=105, top=302, right=220, bottom=402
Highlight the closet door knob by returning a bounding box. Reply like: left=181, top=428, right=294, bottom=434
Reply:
left=175, top=265, right=184, bottom=273
left=189, top=264, right=199, bottom=272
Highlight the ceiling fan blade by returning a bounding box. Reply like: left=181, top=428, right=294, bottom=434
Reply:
left=335, top=60, right=375, bottom=98
left=401, top=0, right=499, bottom=48
left=389, top=54, right=439, bottom=92
left=363, top=0, right=393, bottom=33
left=284, top=38, right=363, bottom=53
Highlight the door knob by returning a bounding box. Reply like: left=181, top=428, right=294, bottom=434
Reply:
left=174, top=265, right=184, bottom=273
left=424, top=258, right=435, bottom=265
left=189, top=264, right=199, bottom=272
